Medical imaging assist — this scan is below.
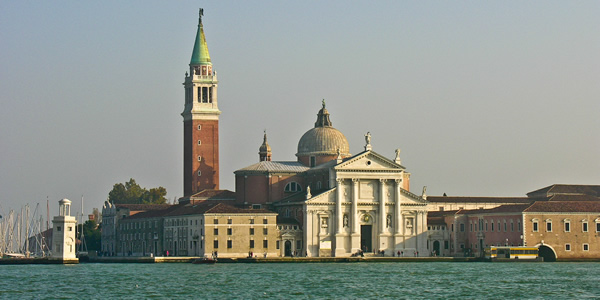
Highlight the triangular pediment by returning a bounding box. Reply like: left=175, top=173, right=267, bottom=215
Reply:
left=334, top=151, right=404, bottom=171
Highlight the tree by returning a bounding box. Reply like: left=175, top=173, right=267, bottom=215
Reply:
left=77, top=220, right=101, bottom=251
left=108, top=178, right=167, bottom=204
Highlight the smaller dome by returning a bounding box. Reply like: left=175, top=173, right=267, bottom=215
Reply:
left=59, top=198, right=71, bottom=205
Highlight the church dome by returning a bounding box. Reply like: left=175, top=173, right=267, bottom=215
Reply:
left=296, top=101, right=351, bottom=158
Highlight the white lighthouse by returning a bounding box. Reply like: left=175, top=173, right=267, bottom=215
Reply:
left=50, top=199, right=78, bottom=263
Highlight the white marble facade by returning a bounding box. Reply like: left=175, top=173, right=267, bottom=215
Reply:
left=303, top=151, right=429, bottom=257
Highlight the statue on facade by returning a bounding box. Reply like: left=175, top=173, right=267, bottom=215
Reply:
left=364, top=132, right=372, bottom=151
left=386, top=214, right=392, bottom=228
left=394, top=148, right=401, bottom=164
left=343, top=214, right=349, bottom=227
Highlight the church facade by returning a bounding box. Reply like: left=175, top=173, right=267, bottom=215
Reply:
left=235, top=103, right=430, bottom=257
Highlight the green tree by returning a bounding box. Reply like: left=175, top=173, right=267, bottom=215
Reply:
left=77, top=220, right=101, bottom=251
left=108, top=178, right=167, bottom=204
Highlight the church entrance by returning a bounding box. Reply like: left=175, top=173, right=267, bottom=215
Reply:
left=284, top=240, right=292, bottom=257
left=433, top=241, right=440, bottom=256
left=361, top=225, right=372, bottom=252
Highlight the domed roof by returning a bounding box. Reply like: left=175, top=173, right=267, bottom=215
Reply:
left=296, top=101, right=350, bottom=157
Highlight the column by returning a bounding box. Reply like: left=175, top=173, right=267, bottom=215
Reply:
left=379, top=179, right=386, bottom=233
left=351, top=179, right=359, bottom=234
left=336, top=179, right=343, bottom=234
left=394, top=179, right=402, bottom=235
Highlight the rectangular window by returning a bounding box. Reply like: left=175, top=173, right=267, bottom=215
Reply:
left=565, top=222, right=570, bottom=232
left=249, top=228, right=254, bottom=235
left=310, top=156, right=316, bottom=167
left=583, top=222, right=588, bottom=232
left=546, top=222, right=552, bottom=232
left=583, top=244, right=589, bottom=251
left=263, top=219, right=268, bottom=224
left=68, top=226, right=73, bottom=231
left=470, top=223, right=473, bottom=232
left=491, top=222, right=494, bottom=232
left=276, top=240, right=280, bottom=249
left=213, top=240, right=218, bottom=249
left=533, top=222, right=538, bottom=232
left=511, top=222, right=514, bottom=232
left=250, top=240, right=255, bottom=248
left=227, top=228, right=232, bottom=235
left=214, top=219, right=218, bottom=224
left=451, top=224, right=454, bottom=232
left=57, top=226, right=61, bottom=232
left=518, top=221, right=521, bottom=231
left=504, top=222, right=507, bottom=232
left=227, top=240, right=232, bottom=249
left=227, top=219, right=233, bottom=224
left=197, top=125, right=202, bottom=130
left=597, top=223, right=600, bottom=232
left=263, top=240, right=268, bottom=248
left=263, top=228, right=268, bottom=235
left=250, top=219, right=255, bottom=224
left=444, top=241, right=449, bottom=249
left=460, top=223, right=465, bottom=232
left=565, top=244, right=571, bottom=251
left=485, top=222, right=488, bottom=232
left=214, top=228, right=218, bottom=235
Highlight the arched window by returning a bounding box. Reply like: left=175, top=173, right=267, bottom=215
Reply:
left=284, top=182, right=302, bottom=193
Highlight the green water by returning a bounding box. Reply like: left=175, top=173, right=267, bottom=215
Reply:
left=0, top=262, right=598, bottom=299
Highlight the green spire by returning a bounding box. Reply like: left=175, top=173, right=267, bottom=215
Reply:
left=190, top=8, right=212, bottom=66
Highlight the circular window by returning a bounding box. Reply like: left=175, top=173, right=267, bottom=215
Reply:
left=366, top=161, right=372, bottom=166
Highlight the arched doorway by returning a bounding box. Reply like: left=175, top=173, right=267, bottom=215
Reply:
left=538, top=245, right=557, bottom=262
left=433, top=241, right=440, bottom=256
left=284, top=240, right=292, bottom=257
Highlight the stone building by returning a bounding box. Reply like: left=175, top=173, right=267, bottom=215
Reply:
left=236, top=103, right=429, bottom=257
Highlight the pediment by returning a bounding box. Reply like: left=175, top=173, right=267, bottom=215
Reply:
left=335, top=151, right=404, bottom=171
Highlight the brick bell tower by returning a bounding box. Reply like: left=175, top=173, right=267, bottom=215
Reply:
left=182, top=8, right=220, bottom=196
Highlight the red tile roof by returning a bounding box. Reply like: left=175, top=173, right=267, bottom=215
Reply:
left=527, top=184, right=600, bottom=198
left=524, top=201, right=600, bottom=213
left=427, top=196, right=533, bottom=204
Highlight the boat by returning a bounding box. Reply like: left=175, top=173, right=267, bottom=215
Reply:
left=484, top=246, right=543, bottom=262
left=192, top=257, right=217, bottom=264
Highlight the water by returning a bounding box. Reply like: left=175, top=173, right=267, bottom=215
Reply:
left=0, top=262, right=598, bottom=299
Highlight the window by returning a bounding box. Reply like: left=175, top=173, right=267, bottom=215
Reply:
left=249, top=228, right=254, bottom=235
left=263, top=228, right=268, bottom=235
left=249, top=219, right=254, bottom=224
left=213, top=240, right=218, bottom=249
left=470, top=223, right=473, bottom=232
left=276, top=241, right=280, bottom=249
left=504, top=221, right=507, bottom=232
left=310, top=156, right=316, bottom=167
left=252, top=204, right=262, bottom=209
left=197, top=140, right=202, bottom=145
left=510, top=221, right=514, bottom=232
left=263, top=219, right=268, bottom=224
left=460, top=223, right=465, bottom=232
left=583, top=244, right=589, bottom=251
left=227, top=219, right=232, bottom=224
left=491, top=222, right=494, bottom=232
left=197, top=156, right=202, bottom=161
left=263, top=240, right=268, bottom=248
left=227, top=240, right=232, bottom=249
left=451, top=224, right=454, bottom=232
left=57, top=226, right=61, bottom=232
left=546, top=220, right=552, bottom=232
left=250, top=240, right=254, bottom=248
left=485, top=221, right=488, bottom=232
left=214, top=228, right=218, bottom=235
left=197, top=125, right=202, bottom=130
left=214, top=219, right=218, bottom=224
left=198, top=171, right=202, bottom=176
left=444, top=241, right=449, bottom=249
left=518, top=221, right=521, bottom=231
left=68, top=226, right=73, bottom=231
left=533, top=221, right=539, bottom=232
left=597, top=222, right=600, bottom=232
left=227, top=228, right=232, bottom=235
left=565, top=244, right=571, bottom=251
left=284, top=182, right=302, bottom=193
left=317, top=181, right=322, bottom=189
left=564, top=221, right=571, bottom=232
left=583, top=222, right=588, bottom=232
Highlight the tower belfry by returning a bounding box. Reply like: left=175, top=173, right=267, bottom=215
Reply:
left=182, top=8, right=220, bottom=196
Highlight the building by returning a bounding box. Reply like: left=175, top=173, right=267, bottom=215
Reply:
left=429, top=184, right=600, bottom=260
left=182, top=9, right=221, bottom=196
left=50, top=199, right=78, bottom=262
left=236, top=103, right=430, bottom=257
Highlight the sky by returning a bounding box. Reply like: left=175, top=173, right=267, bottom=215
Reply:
left=1, top=1, right=599, bottom=220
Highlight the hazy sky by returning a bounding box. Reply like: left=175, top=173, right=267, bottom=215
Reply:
left=1, top=1, right=598, bottom=218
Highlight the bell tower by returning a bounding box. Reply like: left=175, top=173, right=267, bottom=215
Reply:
left=182, top=8, right=220, bottom=196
